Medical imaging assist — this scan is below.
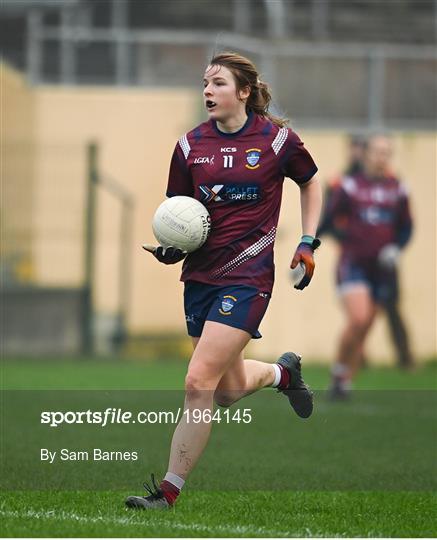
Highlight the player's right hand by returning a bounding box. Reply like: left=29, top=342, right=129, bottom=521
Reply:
left=142, top=244, right=187, bottom=265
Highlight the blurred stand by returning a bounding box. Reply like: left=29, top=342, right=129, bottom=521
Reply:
left=1, top=0, right=435, bottom=129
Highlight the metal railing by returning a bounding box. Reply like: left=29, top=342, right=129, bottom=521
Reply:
left=23, top=19, right=437, bottom=130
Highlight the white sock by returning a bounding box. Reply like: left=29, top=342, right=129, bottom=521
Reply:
left=332, top=363, right=349, bottom=378
left=331, top=363, right=352, bottom=391
left=164, top=472, right=185, bottom=491
left=271, top=363, right=282, bottom=387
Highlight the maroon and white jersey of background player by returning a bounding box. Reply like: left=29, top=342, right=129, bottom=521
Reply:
left=166, top=111, right=318, bottom=293
left=326, top=172, right=413, bottom=262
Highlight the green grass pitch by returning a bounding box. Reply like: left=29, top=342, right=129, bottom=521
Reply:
left=1, top=357, right=436, bottom=538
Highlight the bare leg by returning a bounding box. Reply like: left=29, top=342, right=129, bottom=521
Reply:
left=167, top=321, right=252, bottom=479
left=211, top=347, right=313, bottom=419
left=336, top=285, right=377, bottom=382
left=126, top=322, right=277, bottom=509
left=190, top=335, right=276, bottom=407
left=213, top=356, right=275, bottom=406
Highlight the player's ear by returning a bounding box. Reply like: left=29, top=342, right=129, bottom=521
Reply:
left=238, top=85, right=251, bottom=101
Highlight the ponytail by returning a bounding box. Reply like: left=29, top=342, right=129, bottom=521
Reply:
left=247, top=79, right=288, bottom=128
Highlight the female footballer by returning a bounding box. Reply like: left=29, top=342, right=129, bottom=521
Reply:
left=126, top=52, right=322, bottom=509
left=320, top=134, right=414, bottom=398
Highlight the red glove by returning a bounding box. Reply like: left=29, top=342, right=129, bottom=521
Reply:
left=290, top=238, right=321, bottom=290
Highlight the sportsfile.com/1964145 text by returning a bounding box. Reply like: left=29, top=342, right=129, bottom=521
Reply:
left=40, top=408, right=253, bottom=427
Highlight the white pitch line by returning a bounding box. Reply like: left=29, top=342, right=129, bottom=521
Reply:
left=0, top=508, right=312, bottom=538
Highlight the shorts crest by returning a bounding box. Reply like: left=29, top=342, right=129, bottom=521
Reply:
left=219, top=295, right=237, bottom=316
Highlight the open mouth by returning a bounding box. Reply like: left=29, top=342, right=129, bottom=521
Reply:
left=206, top=100, right=217, bottom=111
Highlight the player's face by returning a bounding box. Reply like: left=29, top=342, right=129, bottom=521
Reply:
left=365, top=136, right=392, bottom=176
left=203, top=65, right=249, bottom=122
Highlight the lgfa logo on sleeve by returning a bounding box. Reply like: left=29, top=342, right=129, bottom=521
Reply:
left=245, top=148, right=261, bottom=169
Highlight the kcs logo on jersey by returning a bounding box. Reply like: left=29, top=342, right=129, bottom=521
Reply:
left=245, top=148, right=261, bottom=169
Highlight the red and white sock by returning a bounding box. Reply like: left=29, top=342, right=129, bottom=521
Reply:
left=159, top=472, right=185, bottom=506
left=271, top=363, right=290, bottom=390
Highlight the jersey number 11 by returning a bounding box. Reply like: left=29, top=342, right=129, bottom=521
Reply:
left=223, top=155, right=234, bottom=168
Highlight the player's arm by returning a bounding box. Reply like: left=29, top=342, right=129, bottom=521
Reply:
left=299, top=175, right=322, bottom=239
left=290, top=175, right=322, bottom=290
left=378, top=183, right=413, bottom=269
left=281, top=129, right=323, bottom=289
left=316, top=185, right=334, bottom=237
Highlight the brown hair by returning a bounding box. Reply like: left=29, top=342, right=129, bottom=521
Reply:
left=209, top=51, right=288, bottom=128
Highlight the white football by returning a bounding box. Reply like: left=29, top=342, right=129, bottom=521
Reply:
left=152, top=196, right=211, bottom=253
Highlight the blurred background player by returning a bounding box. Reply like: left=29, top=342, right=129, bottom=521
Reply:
left=319, top=134, right=415, bottom=371
left=319, top=135, right=367, bottom=243
left=320, top=135, right=369, bottom=369
left=319, top=134, right=414, bottom=398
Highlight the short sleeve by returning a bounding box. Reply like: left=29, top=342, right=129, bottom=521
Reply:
left=281, top=130, right=318, bottom=184
left=166, top=142, right=194, bottom=197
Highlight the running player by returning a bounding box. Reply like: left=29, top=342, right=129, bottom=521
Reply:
left=321, top=134, right=413, bottom=399
left=319, top=134, right=415, bottom=373
left=126, top=52, right=322, bottom=509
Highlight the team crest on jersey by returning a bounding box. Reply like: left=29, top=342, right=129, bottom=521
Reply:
left=245, top=148, right=261, bottom=169
left=219, top=295, right=237, bottom=316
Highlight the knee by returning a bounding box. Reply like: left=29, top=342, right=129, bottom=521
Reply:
left=184, top=371, right=216, bottom=398
left=350, top=316, right=372, bottom=336
left=184, top=372, right=202, bottom=396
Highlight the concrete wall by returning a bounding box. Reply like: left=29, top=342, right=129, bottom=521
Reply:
left=3, top=64, right=436, bottom=362
left=2, top=63, right=36, bottom=283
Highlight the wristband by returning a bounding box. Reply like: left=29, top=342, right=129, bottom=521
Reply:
left=301, top=235, right=315, bottom=245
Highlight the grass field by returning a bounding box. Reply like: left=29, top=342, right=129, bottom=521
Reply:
left=1, top=357, right=436, bottom=538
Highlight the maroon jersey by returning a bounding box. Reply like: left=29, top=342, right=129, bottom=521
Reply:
left=324, top=172, right=413, bottom=261
left=166, top=112, right=317, bottom=292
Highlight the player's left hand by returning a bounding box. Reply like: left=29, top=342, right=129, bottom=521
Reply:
left=142, top=244, right=187, bottom=265
left=290, top=238, right=321, bottom=290
left=378, top=244, right=400, bottom=270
